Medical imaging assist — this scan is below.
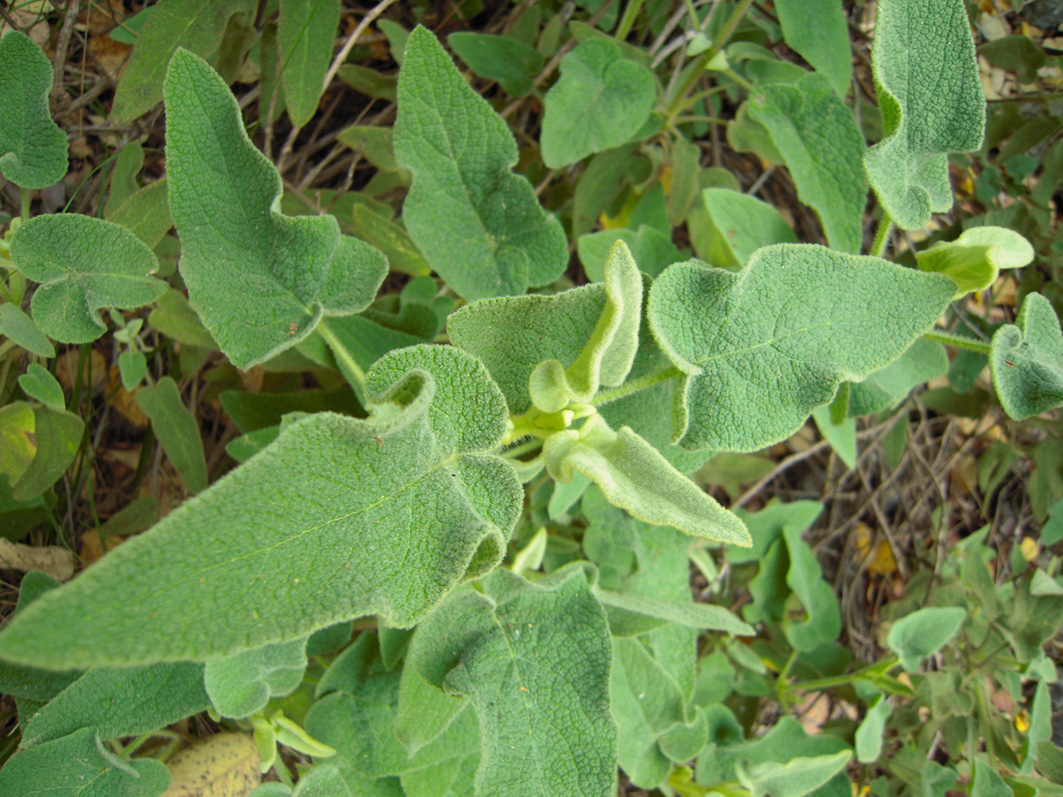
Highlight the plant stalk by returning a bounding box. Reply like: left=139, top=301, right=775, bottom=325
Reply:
left=923, top=329, right=992, bottom=355
left=316, top=320, right=366, bottom=392
left=615, top=0, right=645, bottom=41
left=869, top=212, right=893, bottom=258
left=591, top=365, right=683, bottom=407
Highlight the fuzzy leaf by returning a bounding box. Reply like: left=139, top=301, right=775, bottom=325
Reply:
left=577, top=226, right=682, bottom=281
left=887, top=606, right=966, bottom=672
left=746, top=73, right=866, bottom=253
left=774, top=0, right=852, bottom=97
left=135, top=377, right=208, bottom=494
left=0, top=32, right=68, bottom=188
left=990, top=292, right=1063, bottom=420
left=864, top=0, right=985, bottom=229
left=594, top=589, right=753, bottom=635
left=164, top=49, right=387, bottom=368
left=689, top=188, right=798, bottom=268
left=782, top=526, right=841, bottom=652
left=394, top=27, right=567, bottom=299
left=11, top=215, right=165, bottom=344
left=19, top=364, right=64, bottom=410
left=735, top=750, right=853, bottom=797
left=110, top=0, right=254, bottom=123
left=409, top=565, right=617, bottom=797
left=917, top=226, right=1034, bottom=297
left=543, top=416, right=750, bottom=545
left=0, top=345, right=521, bottom=669
left=0, top=304, right=55, bottom=358
left=647, top=245, right=956, bottom=452
left=541, top=39, right=657, bottom=168
left=20, top=662, right=209, bottom=747
left=0, top=727, right=171, bottom=796
left=278, top=0, right=341, bottom=126
left=206, top=637, right=307, bottom=718
left=448, top=32, right=544, bottom=97
left=848, top=338, right=948, bottom=416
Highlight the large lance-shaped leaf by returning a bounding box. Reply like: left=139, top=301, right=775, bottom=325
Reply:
left=394, top=27, right=567, bottom=300
left=409, top=564, right=617, bottom=797
left=647, top=245, right=956, bottom=452
left=164, top=48, right=387, bottom=369
left=864, top=0, right=985, bottom=229
left=544, top=415, right=750, bottom=545
left=745, top=73, right=866, bottom=254
left=0, top=32, right=68, bottom=188
left=540, top=39, right=658, bottom=168
left=10, top=215, right=166, bottom=344
left=278, top=0, right=342, bottom=126
left=0, top=345, right=522, bottom=669
left=990, top=292, right=1063, bottom=421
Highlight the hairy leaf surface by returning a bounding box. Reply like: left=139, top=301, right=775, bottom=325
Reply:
left=916, top=226, right=1034, bottom=297
left=774, top=0, right=852, bottom=97
left=278, top=0, right=341, bottom=126
left=394, top=27, right=567, bottom=299
left=164, top=49, right=387, bottom=368
left=0, top=346, right=521, bottom=669
left=409, top=565, right=617, bottom=797
left=990, top=292, right=1063, bottom=420
left=11, top=215, right=165, bottom=344
left=647, top=246, right=956, bottom=452
left=864, top=0, right=985, bottom=229
left=448, top=32, right=543, bottom=97
left=541, top=39, right=657, bottom=168
left=0, top=32, right=68, bottom=188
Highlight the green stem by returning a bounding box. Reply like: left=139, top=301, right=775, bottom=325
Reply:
left=787, top=657, right=900, bottom=693
left=722, top=68, right=754, bottom=92
left=923, top=329, right=992, bottom=355
left=869, top=212, right=893, bottom=258
left=20, top=187, right=30, bottom=221
left=503, top=437, right=546, bottom=460
left=664, top=0, right=755, bottom=122
left=591, top=366, right=682, bottom=407
left=316, top=319, right=366, bottom=392
left=615, top=0, right=644, bottom=41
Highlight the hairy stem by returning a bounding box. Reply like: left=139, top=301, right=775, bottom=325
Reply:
left=923, top=329, right=992, bottom=355
left=317, top=319, right=366, bottom=392
left=869, top=212, right=894, bottom=258
left=591, top=365, right=683, bottom=407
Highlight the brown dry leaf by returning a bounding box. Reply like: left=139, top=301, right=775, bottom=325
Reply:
left=107, top=365, right=149, bottom=427
left=0, top=10, right=51, bottom=48
left=0, top=538, right=75, bottom=581
left=87, top=34, right=130, bottom=78
left=79, top=528, right=127, bottom=565
left=949, top=454, right=979, bottom=496
left=853, top=523, right=898, bottom=577
left=69, top=137, right=93, bottom=159
left=794, top=692, right=829, bottom=735
left=163, top=733, right=261, bottom=797
left=55, top=348, right=107, bottom=394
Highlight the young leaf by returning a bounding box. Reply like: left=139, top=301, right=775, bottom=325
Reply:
left=0, top=32, right=68, bottom=189
left=10, top=215, right=166, bottom=345
left=394, top=26, right=567, bottom=299
left=916, top=226, right=1034, bottom=297
left=735, top=750, right=853, bottom=797
left=164, top=49, right=387, bottom=368
left=20, top=662, right=210, bottom=747
left=854, top=694, right=893, bottom=763
left=0, top=727, right=171, bottom=796
left=647, top=245, right=956, bottom=452
left=864, top=0, right=985, bottom=229
left=447, top=32, right=544, bottom=97
left=886, top=606, right=966, bottom=672
left=990, top=292, right=1063, bottom=420
left=408, top=565, right=617, bottom=797
left=18, top=364, right=64, bottom=410
left=278, top=0, right=341, bottom=126
left=745, top=73, right=866, bottom=254
left=135, top=377, right=209, bottom=494
left=774, top=0, right=852, bottom=97
left=689, top=188, right=798, bottom=268
left=0, top=345, right=520, bottom=670
left=544, top=415, right=750, bottom=545
left=540, top=39, right=657, bottom=168
left=205, top=637, right=308, bottom=718
left=118, top=351, right=148, bottom=391
left=110, top=0, right=255, bottom=123
left=0, top=304, right=55, bottom=358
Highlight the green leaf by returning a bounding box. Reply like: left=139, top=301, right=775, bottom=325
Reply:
left=278, top=0, right=341, bottom=126
left=135, top=377, right=208, bottom=494
left=864, top=0, right=985, bottom=229
left=0, top=304, right=55, bottom=358
left=106, top=179, right=174, bottom=250
left=394, top=27, right=567, bottom=300
left=409, top=565, right=617, bottom=797
left=848, top=338, right=948, bottom=417
left=395, top=657, right=469, bottom=756
left=991, top=292, right=1063, bottom=420
left=774, top=0, right=852, bottom=97
left=578, top=226, right=682, bottom=281
left=594, top=589, right=753, bottom=635
left=528, top=241, right=642, bottom=412
left=647, top=245, right=956, bottom=452
left=163, top=49, right=387, bottom=368
left=544, top=415, right=750, bottom=545
left=11, top=215, right=166, bottom=344
left=0, top=402, right=84, bottom=501
left=745, top=73, right=866, bottom=253
left=19, top=364, right=64, bottom=410
left=148, top=289, right=217, bottom=350
left=337, top=126, right=400, bottom=173
left=540, top=39, right=657, bottom=168
left=979, top=35, right=1047, bottom=84
left=0, top=726, right=171, bottom=796
left=206, top=637, right=307, bottom=718
left=735, top=750, right=853, bottom=797
left=20, top=662, right=209, bottom=747
left=447, top=32, right=544, bottom=97
left=0, top=345, right=520, bottom=669
left=781, top=526, right=841, bottom=651
left=811, top=405, right=856, bottom=469
left=0, top=32, right=68, bottom=189
left=854, top=693, right=892, bottom=763
left=917, top=226, right=1034, bottom=297
left=689, top=188, right=798, bottom=268
left=350, top=204, right=431, bottom=277
left=972, top=758, right=1013, bottom=797
left=118, top=351, right=148, bottom=391
left=887, top=606, right=966, bottom=672
left=110, top=0, right=254, bottom=123
left=572, top=144, right=653, bottom=238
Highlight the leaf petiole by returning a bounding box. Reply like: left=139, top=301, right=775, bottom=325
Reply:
left=923, top=329, right=992, bottom=355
